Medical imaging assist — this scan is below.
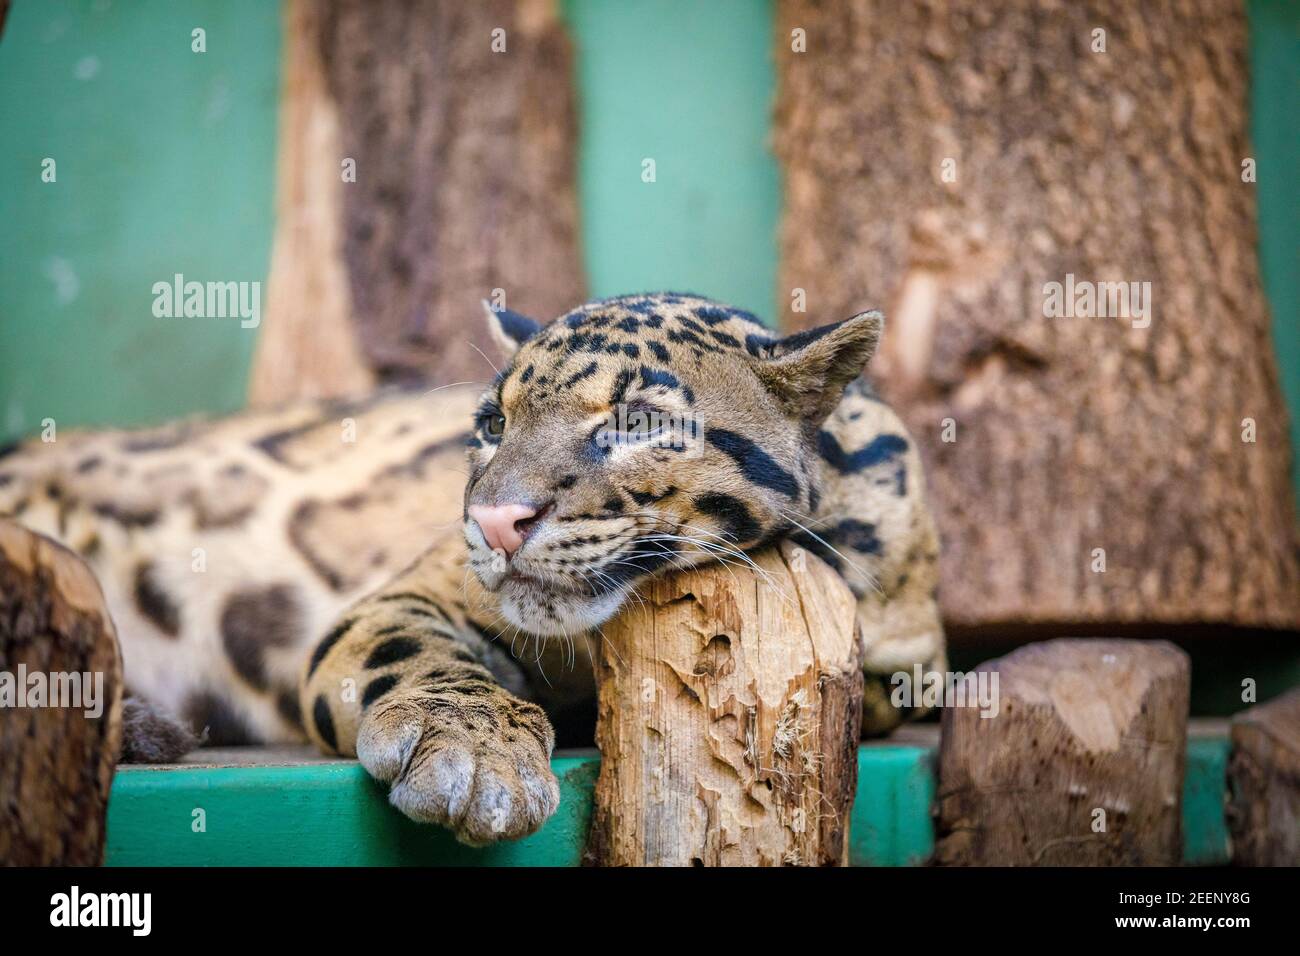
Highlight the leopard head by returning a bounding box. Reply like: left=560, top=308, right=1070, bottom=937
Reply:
left=463, top=293, right=882, bottom=637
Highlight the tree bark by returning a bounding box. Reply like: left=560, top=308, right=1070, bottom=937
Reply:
left=250, top=0, right=585, bottom=403
left=773, top=0, right=1300, bottom=631
left=585, top=543, right=863, bottom=867
left=934, top=638, right=1189, bottom=866
left=0, top=519, right=123, bottom=865
left=248, top=0, right=376, bottom=406
left=1227, top=686, right=1300, bottom=866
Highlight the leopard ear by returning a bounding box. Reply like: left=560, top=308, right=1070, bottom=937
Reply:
left=482, top=301, right=542, bottom=357
left=754, top=310, right=884, bottom=425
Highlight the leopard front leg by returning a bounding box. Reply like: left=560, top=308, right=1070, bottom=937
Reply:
left=300, top=563, right=559, bottom=845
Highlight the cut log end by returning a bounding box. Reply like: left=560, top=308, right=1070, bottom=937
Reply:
left=586, top=542, right=863, bottom=867
left=935, top=638, right=1190, bottom=866
left=1227, top=687, right=1300, bottom=866
left=0, top=518, right=123, bottom=865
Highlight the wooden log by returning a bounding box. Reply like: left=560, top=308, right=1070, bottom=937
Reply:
left=0, top=518, right=123, bottom=865
left=773, top=0, right=1300, bottom=631
left=1227, top=687, right=1300, bottom=866
left=250, top=0, right=585, bottom=403
left=247, top=0, right=376, bottom=406
left=935, top=638, right=1189, bottom=866
left=585, top=542, right=863, bottom=867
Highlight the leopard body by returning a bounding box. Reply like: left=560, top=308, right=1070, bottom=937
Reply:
left=0, top=292, right=944, bottom=844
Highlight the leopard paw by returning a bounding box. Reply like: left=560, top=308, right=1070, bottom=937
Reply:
left=355, top=689, right=560, bottom=846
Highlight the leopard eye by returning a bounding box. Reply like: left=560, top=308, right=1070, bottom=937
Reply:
left=483, top=413, right=506, bottom=436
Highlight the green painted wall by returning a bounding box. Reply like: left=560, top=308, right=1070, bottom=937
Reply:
left=0, top=0, right=279, bottom=442
left=563, top=0, right=781, bottom=323
left=1248, top=0, right=1300, bottom=508
left=0, top=0, right=1292, bottom=480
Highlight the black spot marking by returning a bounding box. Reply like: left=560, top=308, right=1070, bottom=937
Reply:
left=312, top=694, right=338, bottom=751
left=694, top=492, right=762, bottom=543
left=647, top=340, right=671, bottom=362
left=818, top=431, right=909, bottom=474
left=134, top=562, right=180, bottom=637
left=185, top=692, right=257, bottom=746
left=774, top=319, right=845, bottom=353
left=276, top=686, right=303, bottom=731
left=609, top=369, right=635, bottom=405
left=832, top=518, right=883, bottom=556
left=362, top=673, right=401, bottom=709
left=745, top=333, right=777, bottom=357
left=556, top=474, right=578, bottom=491
left=220, top=584, right=301, bottom=691
left=75, top=455, right=103, bottom=473
left=307, top=618, right=354, bottom=678
left=561, top=360, right=599, bottom=388
left=94, top=502, right=160, bottom=528
left=365, top=636, right=422, bottom=669
left=122, top=428, right=191, bottom=453
left=627, top=485, right=676, bottom=505
left=789, top=530, right=842, bottom=571
left=705, top=427, right=799, bottom=498
left=638, top=366, right=694, bottom=402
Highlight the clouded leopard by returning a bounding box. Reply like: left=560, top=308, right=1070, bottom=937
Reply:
left=0, top=293, right=945, bottom=845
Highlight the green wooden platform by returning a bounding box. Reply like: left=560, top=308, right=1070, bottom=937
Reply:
left=105, top=722, right=1230, bottom=867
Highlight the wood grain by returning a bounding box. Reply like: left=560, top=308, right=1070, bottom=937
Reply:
left=773, top=0, right=1299, bottom=631
left=0, top=518, right=123, bottom=865
left=1227, top=686, right=1300, bottom=866
left=586, top=543, right=863, bottom=866
left=935, top=638, right=1189, bottom=866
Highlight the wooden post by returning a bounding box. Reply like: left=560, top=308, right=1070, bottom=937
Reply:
left=1227, top=687, right=1300, bottom=866
left=585, top=543, right=863, bottom=867
left=935, top=638, right=1189, bottom=866
left=0, top=519, right=123, bottom=865
left=773, top=0, right=1300, bottom=631
left=249, top=0, right=586, bottom=403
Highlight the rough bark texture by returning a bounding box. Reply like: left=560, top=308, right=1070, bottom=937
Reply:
left=1226, top=686, right=1300, bottom=866
left=248, top=0, right=376, bottom=405
left=586, top=543, right=864, bottom=867
left=935, top=638, right=1189, bottom=865
left=249, top=0, right=585, bottom=401
left=0, top=519, right=123, bottom=865
left=774, top=0, right=1300, bottom=631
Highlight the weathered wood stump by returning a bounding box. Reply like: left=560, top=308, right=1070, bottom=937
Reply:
left=249, top=0, right=585, bottom=403
left=1227, top=687, right=1300, bottom=866
left=773, top=0, right=1300, bottom=632
left=585, top=542, right=864, bottom=866
left=0, top=518, right=123, bottom=865
left=935, top=638, right=1189, bottom=866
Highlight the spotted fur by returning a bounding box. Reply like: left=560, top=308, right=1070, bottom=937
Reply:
left=0, top=292, right=944, bottom=845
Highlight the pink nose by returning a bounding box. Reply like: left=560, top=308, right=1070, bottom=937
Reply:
left=468, top=503, right=541, bottom=558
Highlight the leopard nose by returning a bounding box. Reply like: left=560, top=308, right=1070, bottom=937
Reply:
left=468, top=503, right=542, bottom=558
